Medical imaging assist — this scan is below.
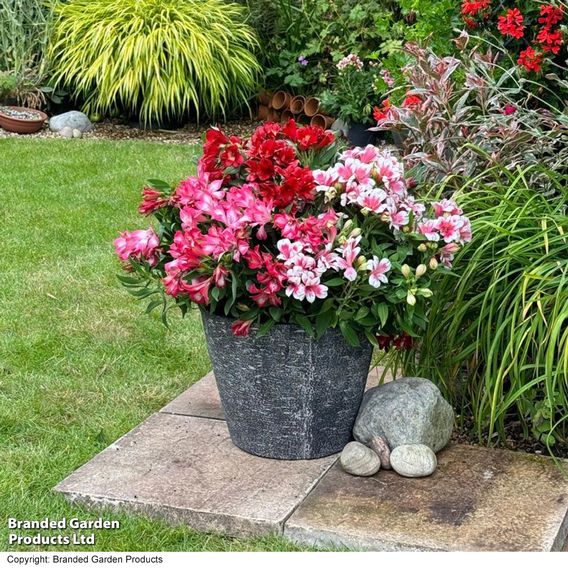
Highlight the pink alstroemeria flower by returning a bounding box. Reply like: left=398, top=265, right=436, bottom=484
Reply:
left=366, top=256, right=392, bottom=288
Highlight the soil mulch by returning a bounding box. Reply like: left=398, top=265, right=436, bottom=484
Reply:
left=0, top=117, right=262, bottom=144
left=452, top=417, right=568, bottom=460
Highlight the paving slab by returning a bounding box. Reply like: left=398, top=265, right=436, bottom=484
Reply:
left=160, top=367, right=391, bottom=420
left=284, top=444, right=568, bottom=551
left=54, top=413, right=336, bottom=537
left=161, top=372, right=223, bottom=419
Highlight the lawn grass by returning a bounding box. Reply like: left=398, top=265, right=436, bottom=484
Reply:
left=0, top=138, right=306, bottom=552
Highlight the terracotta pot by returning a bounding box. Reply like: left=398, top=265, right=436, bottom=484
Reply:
left=257, top=104, right=269, bottom=120
left=271, top=91, right=291, bottom=111
left=267, top=108, right=281, bottom=122
left=0, top=106, right=47, bottom=134
left=304, top=97, right=320, bottom=117
left=258, top=89, right=271, bottom=106
left=289, top=95, right=305, bottom=114
left=297, top=113, right=309, bottom=124
left=281, top=109, right=294, bottom=122
left=310, top=114, right=333, bottom=129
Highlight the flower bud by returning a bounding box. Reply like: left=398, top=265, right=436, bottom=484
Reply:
left=341, top=220, right=353, bottom=234
left=337, top=236, right=347, bottom=245
left=429, top=257, right=439, bottom=270
left=406, top=292, right=416, bottom=306
left=418, top=243, right=427, bottom=252
left=350, top=228, right=362, bottom=238
left=415, top=264, right=427, bottom=278
left=361, top=208, right=371, bottom=216
left=401, top=264, right=412, bottom=278
left=356, top=256, right=367, bottom=269
left=417, top=288, right=433, bottom=298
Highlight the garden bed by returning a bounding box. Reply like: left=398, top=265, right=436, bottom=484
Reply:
left=0, top=118, right=261, bottom=144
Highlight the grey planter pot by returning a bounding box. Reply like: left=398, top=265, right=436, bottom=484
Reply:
left=202, top=311, right=373, bottom=460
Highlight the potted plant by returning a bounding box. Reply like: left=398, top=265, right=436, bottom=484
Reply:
left=319, top=54, right=385, bottom=147
left=115, top=120, right=471, bottom=460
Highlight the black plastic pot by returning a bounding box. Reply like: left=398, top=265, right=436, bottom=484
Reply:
left=201, top=311, right=373, bottom=460
left=347, top=122, right=381, bottom=147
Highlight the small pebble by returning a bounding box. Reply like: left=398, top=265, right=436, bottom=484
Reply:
left=340, top=441, right=381, bottom=477
left=390, top=444, right=437, bottom=478
left=72, top=128, right=82, bottom=139
left=59, top=127, right=73, bottom=139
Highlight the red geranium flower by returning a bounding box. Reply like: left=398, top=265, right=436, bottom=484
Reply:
left=538, top=4, right=565, bottom=28
left=503, top=104, right=517, bottom=116
left=497, top=8, right=524, bottom=39
left=537, top=27, right=564, bottom=54
left=461, top=0, right=491, bottom=18
left=402, top=94, right=422, bottom=109
left=517, top=47, right=543, bottom=73
left=373, top=98, right=391, bottom=122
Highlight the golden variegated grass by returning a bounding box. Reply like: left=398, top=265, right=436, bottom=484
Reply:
left=381, top=167, right=568, bottom=453
left=47, top=0, right=260, bottom=124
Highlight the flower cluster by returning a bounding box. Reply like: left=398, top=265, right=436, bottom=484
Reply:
left=115, top=121, right=471, bottom=347
left=336, top=53, right=364, bottom=71
left=460, top=2, right=565, bottom=73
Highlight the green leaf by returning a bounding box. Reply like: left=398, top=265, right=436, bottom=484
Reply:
left=256, top=319, right=276, bottom=338
left=324, top=278, right=345, bottom=287
left=339, top=321, right=360, bottom=347
left=315, top=309, right=334, bottom=338
left=146, top=179, right=171, bottom=192
left=355, top=306, right=370, bottom=321
left=375, top=303, right=389, bottom=328
left=293, top=314, right=314, bottom=337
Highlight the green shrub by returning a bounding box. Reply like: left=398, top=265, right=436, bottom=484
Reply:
left=47, top=0, right=261, bottom=124
left=382, top=170, right=568, bottom=453
left=0, top=0, right=51, bottom=74
left=250, top=0, right=458, bottom=95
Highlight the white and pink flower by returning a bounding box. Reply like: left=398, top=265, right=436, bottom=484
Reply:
left=366, top=256, right=392, bottom=288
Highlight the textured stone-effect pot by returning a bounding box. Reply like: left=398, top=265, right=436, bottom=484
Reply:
left=202, top=311, right=373, bottom=460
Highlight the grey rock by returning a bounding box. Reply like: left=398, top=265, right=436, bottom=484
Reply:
left=59, top=126, right=73, bottom=139
left=202, top=310, right=373, bottom=460
left=353, top=377, right=454, bottom=453
left=49, top=111, right=93, bottom=133
left=390, top=444, right=437, bottom=478
left=72, top=128, right=82, bottom=139
left=368, top=435, right=391, bottom=469
left=340, top=442, right=380, bottom=477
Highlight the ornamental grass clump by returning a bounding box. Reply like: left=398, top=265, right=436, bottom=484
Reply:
left=47, top=0, right=260, bottom=124
left=115, top=120, right=471, bottom=347
left=391, top=169, right=568, bottom=453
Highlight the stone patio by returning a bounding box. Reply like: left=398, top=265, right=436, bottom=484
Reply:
left=55, top=371, right=568, bottom=551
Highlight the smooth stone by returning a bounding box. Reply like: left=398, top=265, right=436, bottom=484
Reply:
left=49, top=110, right=93, bottom=133
left=72, top=128, right=82, bottom=139
left=59, top=126, right=73, bottom=139
left=354, top=377, right=454, bottom=453
left=390, top=444, right=437, bottom=478
left=368, top=435, right=391, bottom=470
left=340, top=442, right=381, bottom=477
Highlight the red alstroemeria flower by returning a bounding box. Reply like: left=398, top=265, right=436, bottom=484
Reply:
left=497, top=8, right=524, bottom=39
left=517, top=47, right=543, bottom=73
left=231, top=319, right=253, bottom=337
